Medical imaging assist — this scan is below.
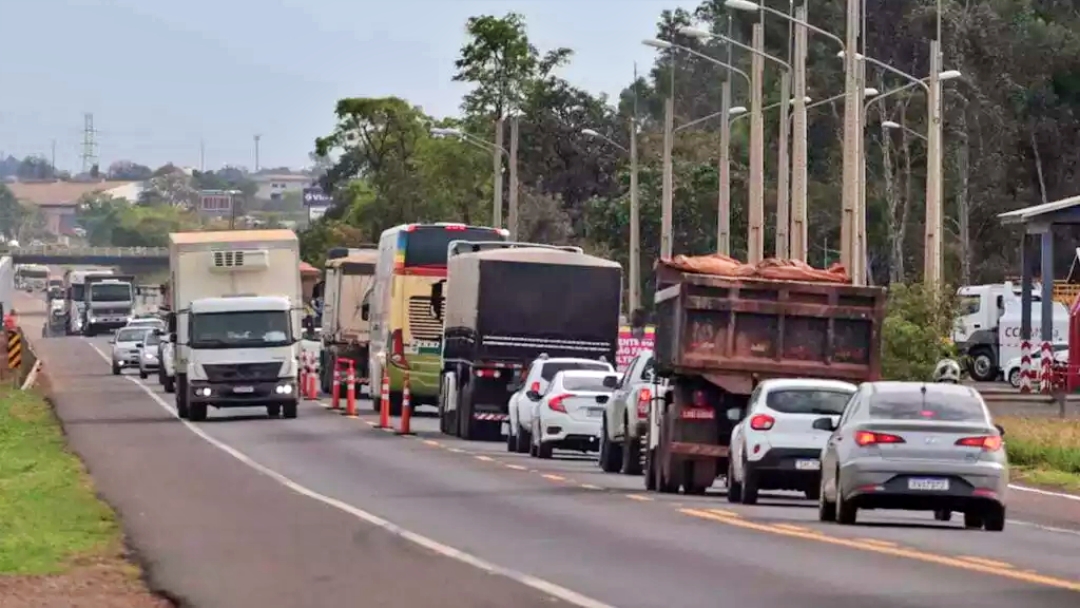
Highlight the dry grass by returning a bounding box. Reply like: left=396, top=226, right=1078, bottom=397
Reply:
left=997, top=416, right=1080, bottom=490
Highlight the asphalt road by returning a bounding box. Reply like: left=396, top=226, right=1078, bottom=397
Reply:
left=16, top=296, right=1080, bottom=607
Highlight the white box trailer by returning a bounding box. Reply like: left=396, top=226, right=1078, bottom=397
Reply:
left=319, top=250, right=377, bottom=392
left=167, top=229, right=303, bottom=421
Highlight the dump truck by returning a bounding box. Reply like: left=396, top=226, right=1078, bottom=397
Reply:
left=318, top=250, right=378, bottom=393
left=643, top=258, right=887, bottom=495
left=439, top=241, right=622, bottom=440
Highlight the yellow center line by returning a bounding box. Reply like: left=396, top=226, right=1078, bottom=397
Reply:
left=959, top=556, right=1014, bottom=569
left=421, top=440, right=441, bottom=447
left=771, top=524, right=814, bottom=534
left=542, top=474, right=567, bottom=481
left=856, top=538, right=898, bottom=548
left=447, top=448, right=465, bottom=454
left=705, top=509, right=741, bottom=519
left=504, top=464, right=527, bottom=471
left=679, top=509, right=1080, bottom=592
left=474, top=455, right=494, bottom=462
left=626, top=494, right=653, bottom=501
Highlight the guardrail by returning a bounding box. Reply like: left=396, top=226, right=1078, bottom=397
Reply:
left=1, top=246, right=168, bottom=258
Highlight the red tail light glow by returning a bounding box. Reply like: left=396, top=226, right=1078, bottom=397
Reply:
left=955, top=435, right=1003, bottom=451
left=444, top=224, right=466, bottom=230
left=636, top=388, right=651, bottom=418
left=530, top=381, right=540, bottom=393
left=749, top=414, right=775, bottom=431
left=389, top=329, right=408, bottom=369
left=548, top=394, right=569, bottom=412
left=692, top=390, right=708, bottom=407
left=854, top=431, right=905, bottom=447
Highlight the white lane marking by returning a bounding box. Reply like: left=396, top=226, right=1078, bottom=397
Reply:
left=83, top=341, right=613, bottom=608
left=1009, top=484, right=1080, bottom=502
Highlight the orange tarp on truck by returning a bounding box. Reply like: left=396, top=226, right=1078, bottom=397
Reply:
left=659, top=254, right=850, bottom=284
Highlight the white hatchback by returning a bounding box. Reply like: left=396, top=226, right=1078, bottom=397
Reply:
left=728, top=378, right=856, bottom=504
left=529, top=369, right=619, bottom=459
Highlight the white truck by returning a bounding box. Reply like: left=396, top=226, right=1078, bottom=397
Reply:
left=64, top=269, right=115, bottom=335
left=83, top=275, right=136, bottom=335
left=318, top=250, right=377, bottom=393
left=954, top=282, right=1070, bottom=382
left=167, top=230, right=303, bottom=422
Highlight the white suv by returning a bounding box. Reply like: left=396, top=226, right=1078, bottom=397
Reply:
left=728, top=378, right=856, bottom=504
left=506, top=355, right=614, bottom=453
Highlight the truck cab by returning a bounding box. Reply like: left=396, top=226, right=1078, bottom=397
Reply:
left=83, top=277, right=135, bottom=335
left=954, top=282, right=1069, bottom=381
left=180, top=295, right=299, bottom=420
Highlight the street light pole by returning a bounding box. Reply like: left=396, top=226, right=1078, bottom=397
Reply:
left=508, top=115, right=519, bottom=240
left=791, top=4, right=809, bottom=261
left=925, top=39, right=943, bottom=286
left=748, top=22, right=765, bottom=264
left=492, top=117, right=504, bottom=230
left=718, top=79, right=733, bottom=256
left=840, top=0, right=860, bottom=282
left=629, top=116, right=640, bottom=312
left=661, top=96, right=674, bottom=259
left=775, top=71, right=792, bottom=259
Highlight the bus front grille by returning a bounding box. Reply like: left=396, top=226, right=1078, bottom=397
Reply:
left=407, top=297, right=445, bottom=341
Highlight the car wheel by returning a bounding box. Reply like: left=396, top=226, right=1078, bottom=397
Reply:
left=112, top=362, right=120, bottom=375
left=599, top=416, right=622, bottom=472
left=1008, top=368, right=1021, bottom=389
left=818, top=474, right=836, bottom=522
left=283, top=401, right=298, bottom=419
left=506, top=422, right=516, bottom=452
left=645, top=448, right=657, bottom=491
left=621, top=417, right=643, bottom=476
left=936, top=510, right=953, bottom=522
left=139, top=368, right=148, bottom=379
left=267, top=404, right=282, bottom=418
left=726, top=456, right=743, bottom=503
left=982, top=505, right=1006, bottom=532
left=740, top=455, right=759, bottom=505
left=835, top=471, right=857, bottom=525
left=963, top=511, right=982, bottom=528
left=515, top=426, right=531, bottom=454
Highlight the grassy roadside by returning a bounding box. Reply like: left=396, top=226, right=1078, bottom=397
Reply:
left=0, top=385, right=120, bottom=574
left=997, top=416, right=1080, bottom=492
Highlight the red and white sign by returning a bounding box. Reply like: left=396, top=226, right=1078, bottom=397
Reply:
left=616, top=325, right=655, bottom=371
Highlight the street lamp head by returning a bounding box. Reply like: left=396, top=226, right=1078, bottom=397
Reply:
left=430, top=127, right=462, bottom=137
left=643, top=39, right=673, bottom=50
left=789, top=96, right=812, bottom=105
left=724, top=0, right=762, bottom=12
left=863, top=88, right=880, bottom=97
left=728, top=106, right=748, bottom=116
left=938, top=70, right=962, bottom=81
left=881, top=121, right=901, bottom=130
left=581, top=128, right=600, bottom=137
left=836, top=50, right=865, bottom=60
left=677, top=26, right=712, bottom=40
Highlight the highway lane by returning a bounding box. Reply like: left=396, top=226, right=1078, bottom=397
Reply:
left=66, top=334, right=1080, bottom=607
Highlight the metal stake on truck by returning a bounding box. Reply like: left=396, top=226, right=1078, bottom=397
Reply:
left=644, top=260, right=887, bottom=495
left=167, top=230, right=304, bottom=422
left=439, top=241, right=622, bottom=441
left=319, top=250, right=378, bottom=393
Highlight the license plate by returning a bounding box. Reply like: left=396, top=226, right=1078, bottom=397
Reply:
left=680, top=407, right=715, bottom=420
left=587, top=408, right=605, bottom=417
left=795, top=459, right=820, bottom=471
left=233, top=386, right=255, bottom=394
left=907, top=478, right=949, bottom=491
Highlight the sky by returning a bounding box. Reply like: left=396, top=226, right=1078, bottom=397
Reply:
left=0, top=0, right=700, bottom=173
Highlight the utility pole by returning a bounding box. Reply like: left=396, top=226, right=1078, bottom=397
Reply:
left=661, top=96, right=674, bottom=259
left=775, top=71, right=792, bottom=259
left=748, top=23, right=765, bottom=264
left=80, top=113, right=98, bottom=175
left=718, top=80, right=732, bottom=256
left=253, top=134, right=261, bottom=172
left=508, top=115, right=519, bottom=240
left=924, top=39, right=943, bottom=286
left=791, top=4, right=809, bottom=261
left=50, top=140, right=56, bottom=174
left=629, top=115, right=641, bottom=312
left=492, top=117, right=504, bottom=230
left=840, top=0, right=860, bottom=282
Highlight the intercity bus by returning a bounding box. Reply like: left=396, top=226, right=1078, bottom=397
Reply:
left=368, top=223, right=508, bottom=412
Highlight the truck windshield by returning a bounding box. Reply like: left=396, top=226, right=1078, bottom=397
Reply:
left=404, top=226, right=505, bottom=267
left=90, top=283, right=132, bottom=302
left=190, top=311, right=292, bottom=349
left=70, top=285, right=84, bottom=301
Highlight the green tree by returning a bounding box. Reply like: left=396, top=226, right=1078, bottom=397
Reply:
left=0, top=185, right=27, bottom=241
left=16, top=156, right=55, bottom=181
left=881, top=283, right=960, bottom=381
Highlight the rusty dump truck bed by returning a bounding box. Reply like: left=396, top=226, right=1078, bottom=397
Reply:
left=652, top=265, right=887, bottom=394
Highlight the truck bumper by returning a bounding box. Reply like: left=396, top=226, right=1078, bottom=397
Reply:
left=88, top=319, right=129, bottom=332
left=188, top=379, right=298, bottom=408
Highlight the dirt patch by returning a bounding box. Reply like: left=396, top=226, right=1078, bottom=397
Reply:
left=0, top=558, right=170, bottom=608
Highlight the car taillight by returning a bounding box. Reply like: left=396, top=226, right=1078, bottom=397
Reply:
left=955, top=435, right=1003, bottom=451
left=530, top=381, right=540, bottom=393
left=692, top=390, right=708, bottom=407
left=389, top=329, right=408, bottom=368
left=854, top=431, right=905, bottom=446
left=637, top=388, right=651, bottom=418
left=749, top=414, right=775, bottom=431
left=548, top=394, right=569, bottom=412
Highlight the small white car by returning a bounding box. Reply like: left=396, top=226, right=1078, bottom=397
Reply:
left=1002, top=345, right=1068, bottom=388
left=528, top=369, right=619, bottom=459
left=728, top=378, right=857, bottom=504
left=506, top=356, right=614, bottom=453
left=137, top=330, right=162, bottom=379
left=111, top=326, right=153, bottom=375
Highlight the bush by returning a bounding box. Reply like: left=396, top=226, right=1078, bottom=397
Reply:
left=881, top=283, right=959, bottom=381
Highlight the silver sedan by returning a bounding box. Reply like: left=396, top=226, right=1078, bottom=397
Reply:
left=816, top=381, right=1008, bottom=531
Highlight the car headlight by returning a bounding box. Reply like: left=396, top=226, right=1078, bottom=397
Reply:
left=195, top=387, right=211, bottom=397
left=275, top=384, right=293, bottom=395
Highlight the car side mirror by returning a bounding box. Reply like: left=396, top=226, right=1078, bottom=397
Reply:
left=361, top=303, right=370, bottom=321
left=812, top=417, right=837, bottom=432
left=602, top=375, right=618, bottom=389
left=995, top=423, right=1005, bottom=437
left=107, top=337, right=115, bottom=344
left=595, top=395, right=610, bottom=405
left=726, top=407, right=741, bottom=421
left=526, top=390, right=541, bottom=401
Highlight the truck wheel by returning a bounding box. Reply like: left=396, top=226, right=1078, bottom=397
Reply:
left=515, top=427, right=531, bottom=453
left=620, top=418, right=643, bottom=475
left=682, top=462, right=708, bottom=495
left=726, top=457, right=743, bottom=503
left=599, top=416, right=622, bottom=473
left=139, top=368, right=148, bottom=379
left=175, top=376, right=189, bottom=419
left=740, top=456, right=760, bottom=505
left=283, top=401, right=298, bottom=419
left=505, top=424, right=516, bottom=452
left=188, top=401, right=207, bottom=422
left=458, top=382, right=475, bottom=440
left=969, top=349, right=997, bottom=382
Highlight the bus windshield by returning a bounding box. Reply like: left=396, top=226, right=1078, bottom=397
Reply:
left=404, top=226, right=505, bottom=268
